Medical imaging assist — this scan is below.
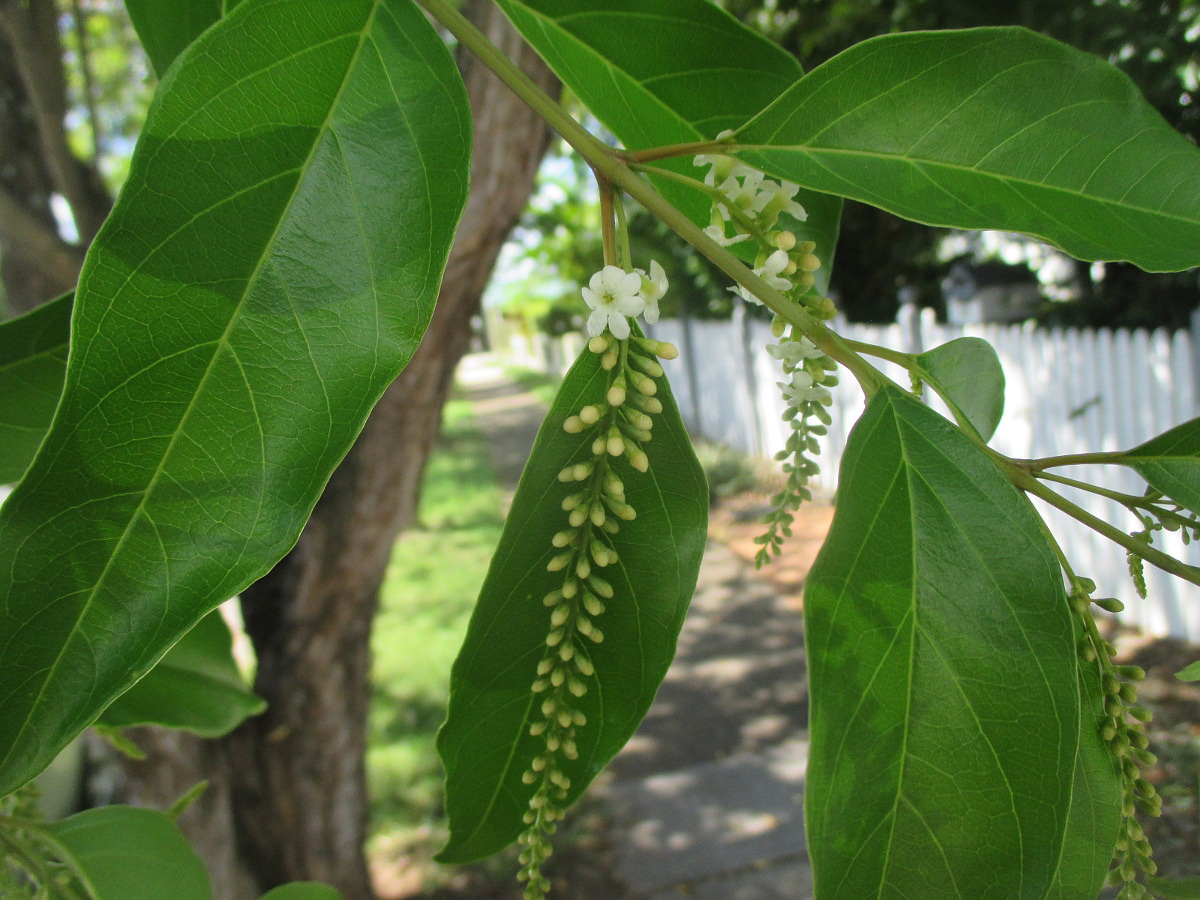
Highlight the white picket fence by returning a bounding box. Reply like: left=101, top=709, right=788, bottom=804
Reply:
left=17, top=305, right=1193, bottom=635
left=642, top=308, right=1200, bottom=642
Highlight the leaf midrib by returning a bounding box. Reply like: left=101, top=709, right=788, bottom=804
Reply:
left=741, top=143, right=1200, bottom=225
left=0, top=0, right=384, bottom=765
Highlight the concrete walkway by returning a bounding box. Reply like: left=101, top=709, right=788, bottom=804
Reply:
left=459, top=354, right=814, bottom=899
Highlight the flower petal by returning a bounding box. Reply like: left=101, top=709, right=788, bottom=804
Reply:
left=608, top=313, right=630, bottom=340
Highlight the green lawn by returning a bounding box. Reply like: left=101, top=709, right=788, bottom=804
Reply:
left=367, top=397, right=504, bottom=866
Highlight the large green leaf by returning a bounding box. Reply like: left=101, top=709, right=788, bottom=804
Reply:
left=437, top=345, right=708, bottom=863
left=804, top=386, right=1082, bottom=898
left=0, top=0, right=470, bottom=796
left=124, top=0, right=222, bottom=76
left=738, top=27, right=1200, bottom=272
left=1046, top=663, right=1123, bottom=899
left=917, top=337, right=1005, bottom=442
left=0, top=293, right=71, bottom=484
left=494, top=0, right=842, bottom=293
left=1125, top=417, right=1200, bottom=516
left=96, top=609, right=265, bottom=737
left=49, top=806, right=211, bottom=900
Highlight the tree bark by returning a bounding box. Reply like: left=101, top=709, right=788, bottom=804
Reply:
left=108, top=5, right=558, bottom=898
left=0, top=0, right=106, bottom=317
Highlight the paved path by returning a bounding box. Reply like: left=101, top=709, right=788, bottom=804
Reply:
left=459, top=354, right=814, bottom=899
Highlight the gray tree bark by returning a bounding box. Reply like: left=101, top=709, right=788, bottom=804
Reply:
left=105, top=4, right=558, bottom=898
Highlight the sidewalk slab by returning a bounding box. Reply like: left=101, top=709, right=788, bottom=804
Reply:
left=607, top=739, right=809, bottom=895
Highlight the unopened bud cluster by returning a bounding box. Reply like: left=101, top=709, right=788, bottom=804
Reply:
left=1071, top=577, right=1160, bottom=898
left=755, top=328, right=838, bottom=567
left=516, top=332, right=678, bottom=899
left=1126, top=493, right=1200, bottom=600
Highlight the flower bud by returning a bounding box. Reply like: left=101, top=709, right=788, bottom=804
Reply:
left=589, top=334, right=611, bottom=354
left=563, top=415, right=584, bottom=434
left=579, top=405, right=602, bottom=425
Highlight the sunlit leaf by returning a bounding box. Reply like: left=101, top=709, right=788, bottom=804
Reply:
left=738, top=28, right=1200, bottom=272
left=917, top=337, right=1005, bottom=441
left=494, top=0, right=841, bottom=293
left=804, top=385, right=1082, bottom=898
left=0, top=0, right=470, bottom=796
left=437, top=343, right=708, bottom=863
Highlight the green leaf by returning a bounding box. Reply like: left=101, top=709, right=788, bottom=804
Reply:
left=0, top=293, right=71, bottom=484
left=1126, top=418, right=1200, bottom=516
left=437, top=344, right=708, bottom=863
left=917, top=337, right=1005, bottom=442
left=1175, top=660, right=1200, bottom=682
left=0, top=0, right=470, bottom=796
left=1046, top=663, right=1123, bottom=898
left=259, top=883, right=343, bottom=900
left=738, top=27, right=1200, bottom=272
left=48, top=806, right=212, bottom=900
left=124, top=0, right=222, bottom=76
left=804, top=386, right=1081, bottom=898
left=96, top=609, right=265, bottom=737
left=493, top=0, right=841, bottom=294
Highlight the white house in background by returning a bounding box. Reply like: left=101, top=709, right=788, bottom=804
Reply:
left=943, top=261, right=1042, bottom=324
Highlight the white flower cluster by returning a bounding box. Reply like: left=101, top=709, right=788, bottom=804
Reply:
left=581, top=261, right=667, bottom=339
left=693, top=151, right=832, bottom=316
left=516, top=332, right=678, bottom=900
left=769, top=335, right=831, bottom=406
left=695, top=154, right=807, bottom=248
left=755, top=329, right=838, bottom=568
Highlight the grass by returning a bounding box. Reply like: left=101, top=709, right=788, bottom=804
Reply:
left=366, top=396, right=506, bottom=883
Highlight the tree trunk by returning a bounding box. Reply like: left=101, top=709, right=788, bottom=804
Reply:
left=0, top=0, right=101, bottom=317
left=107, top=5, right=558, bottom=898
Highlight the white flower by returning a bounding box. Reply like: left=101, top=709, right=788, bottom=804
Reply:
left=755, top=179, right=808, bottom=224
left=637, top=260, right=668, bottom=325
left=757, top=249, right=792, bottom=292
left=767, top=336, right=823, bottom=369
left=779, top=369, right=830, bottom=405
left=582, top=265, right=644, bottom=339
left=703, top=223, right=749, bottom=247
left=718, top=167, right=766, bottom=213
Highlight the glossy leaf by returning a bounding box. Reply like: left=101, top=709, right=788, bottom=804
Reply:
left=437, top=346, right=708, bottom=863
left=0, top=293, right=71, bottom=484
left=96, top=609, right=264, bottom=737
left=738, top=27, right=1200, bottom=272
left=917, top=337, right=1005, bottom=441
left=804, top=386, right=1081, bottom=898
left=1046, top=663, right=1123, bottom=898
left=49, top=806, right=211, bottom=900
left=1125, top=417, right=1200, bottom=516
left=259, top=884, right=343, bottom=900
left=494, top=0, right=842, bottom=294
left=0, top=0, right=470, bottom=796
left=124, top=0, right=222, bottom=76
